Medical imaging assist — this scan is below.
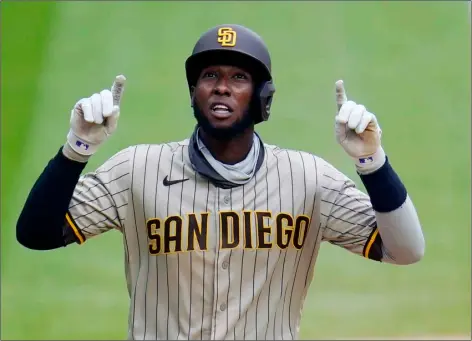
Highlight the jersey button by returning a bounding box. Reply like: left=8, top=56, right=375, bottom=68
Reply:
left=222, top=261, right=228, bottom=269
left=223, top=196, right=230, bottom=205
left=220, top=302, right=227, bottom=311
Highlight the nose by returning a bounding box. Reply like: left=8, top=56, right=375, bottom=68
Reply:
left=213, top=77, right=230, bottom=96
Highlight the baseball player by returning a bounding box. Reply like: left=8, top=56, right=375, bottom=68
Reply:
left=17, top=24, right=425, bottom=340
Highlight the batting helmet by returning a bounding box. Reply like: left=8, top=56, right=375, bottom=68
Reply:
left=185, top=24, right=275, bottom=124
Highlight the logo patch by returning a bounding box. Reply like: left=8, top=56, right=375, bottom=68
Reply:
left=163, top=175, right=189, bottom=187
left=76, top=140, right=89, bottom=150
left=217, top=27, right=237, bottom=47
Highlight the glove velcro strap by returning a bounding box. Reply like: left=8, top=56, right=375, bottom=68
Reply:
left=66, top=131, right=100, bottom=156
left=354, top=147, right=386, bottom=175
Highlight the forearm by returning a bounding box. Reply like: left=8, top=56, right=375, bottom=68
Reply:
left=359, top=157, right=425, bottom=264
left=16, top=147, right=87, bottom=250
left=376, top=196, right=424, bottom=264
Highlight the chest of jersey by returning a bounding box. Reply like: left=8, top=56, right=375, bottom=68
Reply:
left=131, top=144, right=318, bottom=256
left=123, top=143, right=324, bottom=340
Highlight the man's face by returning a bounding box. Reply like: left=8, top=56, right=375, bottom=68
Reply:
left=193, top=64, right=255, bottom=140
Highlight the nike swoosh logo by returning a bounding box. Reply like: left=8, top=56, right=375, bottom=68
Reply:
left=163, top=175, right=189, bottom=186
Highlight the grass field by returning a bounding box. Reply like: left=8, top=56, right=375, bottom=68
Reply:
left=1, top=1, right=470, bottom=340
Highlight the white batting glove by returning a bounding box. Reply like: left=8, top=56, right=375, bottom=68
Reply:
left=334, top=80, right=386, bottom=174
left=64, top=75, right=126, bottom=162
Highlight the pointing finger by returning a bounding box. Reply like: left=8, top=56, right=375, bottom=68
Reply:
left=111, top=74, right=126, bottom=107
left=105, top=106, right=120, bottom=133
left=335, top=79, right=347, bottom=112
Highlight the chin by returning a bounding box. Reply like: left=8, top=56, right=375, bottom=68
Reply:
left=193, top=106, right=254, bottom=141
left=199, top=118, right=242, bottom=141
left=208, top=118, right=239, bottom=130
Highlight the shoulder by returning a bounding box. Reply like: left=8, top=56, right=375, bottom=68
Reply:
left=98, top=139, right=189, bottom=167
left=263, top=143, right=313, bottom=161
left=262, top=143, right=323, bottom=171
left=126, top=139, right=190, bottom=159
left=263, top=143, right=350, bottom=184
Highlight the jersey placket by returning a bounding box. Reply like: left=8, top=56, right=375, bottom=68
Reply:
left=210, top=186, right=233, bottom=339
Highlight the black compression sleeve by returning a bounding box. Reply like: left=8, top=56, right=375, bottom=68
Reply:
left=16, top=147, right=87, bottom=250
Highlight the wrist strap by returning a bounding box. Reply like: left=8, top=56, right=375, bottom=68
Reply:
left=355, top=147, right=386, bottom=175
left=63, top=142, right=91, bottom=163
left=66, top=130, right=99, bottom=156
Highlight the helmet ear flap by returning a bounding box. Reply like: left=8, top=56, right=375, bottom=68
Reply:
left=258, top=81, right=275, bottom=122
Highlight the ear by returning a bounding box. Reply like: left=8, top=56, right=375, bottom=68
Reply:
left=190, top=86, right=196, bottom=108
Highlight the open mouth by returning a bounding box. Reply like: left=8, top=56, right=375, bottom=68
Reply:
left=210, top=103, right=233, bottom=119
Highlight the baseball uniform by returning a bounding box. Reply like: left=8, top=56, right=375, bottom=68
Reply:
left=66, top=140, right=380, bottom=340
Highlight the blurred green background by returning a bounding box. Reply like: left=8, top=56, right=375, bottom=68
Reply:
left=1, top=1, right=470, bottom=340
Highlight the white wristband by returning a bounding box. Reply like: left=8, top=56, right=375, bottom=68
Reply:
left=354, top=147, right=386, bottom=175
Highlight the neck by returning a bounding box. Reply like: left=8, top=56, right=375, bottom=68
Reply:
left=199, top=128, right=255, bottom=165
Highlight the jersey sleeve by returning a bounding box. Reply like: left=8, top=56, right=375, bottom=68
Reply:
left=64, top=147, right=132, bottom=245
left=319, top=160, right=383, bottom=261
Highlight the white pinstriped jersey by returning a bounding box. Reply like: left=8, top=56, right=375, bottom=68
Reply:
left=66, top=139, right=380, bottom=340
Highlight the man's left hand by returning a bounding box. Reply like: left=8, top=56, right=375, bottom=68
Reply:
left=334, top=80, right=386, bottom=174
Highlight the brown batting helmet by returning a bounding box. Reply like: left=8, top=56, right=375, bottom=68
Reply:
left=185, top=24, right=275, bottom=124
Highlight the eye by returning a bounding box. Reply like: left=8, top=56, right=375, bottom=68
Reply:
left=233, top=73, right=248, bottom=80
left=202, top=71, right=217, bottom=78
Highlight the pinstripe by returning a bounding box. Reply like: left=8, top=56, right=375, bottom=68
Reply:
left=166, top=151, right=175, bottom=340
left=189, top=170, right=197, bottom=340
left=321, top=185, right=371, bottom=209
left=251, top=169, right=257, bottom=339
left=304, top=155, right=320, bottom=288
left=130, top=146, right=140, bottom=338
left=96, top=158, right=128, bottom=174
left=324, top=224, right=370, bottom=238
left=154, top=145, right=164, bottom=341
left=201, top=180, right=210, bottom=340
left=267, top=149, right=282, bottom=340
left=214, top=187, right=221, bottom=341
left=288, top=152, right=308, bottom=334
left=120, top=152, right=131, bottom=335
left=254, top=158, right=269, bottom=340
left=73, top=203, right=116, bottom=221
left=227, top=188, right=233, bottom=340
left=78, top=213, right=119, bottom=231
left=279, top=151, right=294, bottom=340
left=142, top=145, right=150, bottom=339
left=322, top=213, right=369, bottom=228
left=321, top=199, right=375, bottom=216
left=69, top=187, right=129, bottom=209
left=176, top=146, right=185, bottom=340
left=238, top=183, right=246, bottom=341
left=244, top=168, right=258, bottom=340
left=75, top=172, right=129, bottom=197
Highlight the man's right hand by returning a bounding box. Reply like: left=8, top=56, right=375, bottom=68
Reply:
left=64, top=75, right=126, bottom=161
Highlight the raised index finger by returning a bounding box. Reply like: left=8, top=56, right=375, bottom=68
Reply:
left=111, top=74, right=127, bottom=106
left=335, top=79, right=347, bottom=112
